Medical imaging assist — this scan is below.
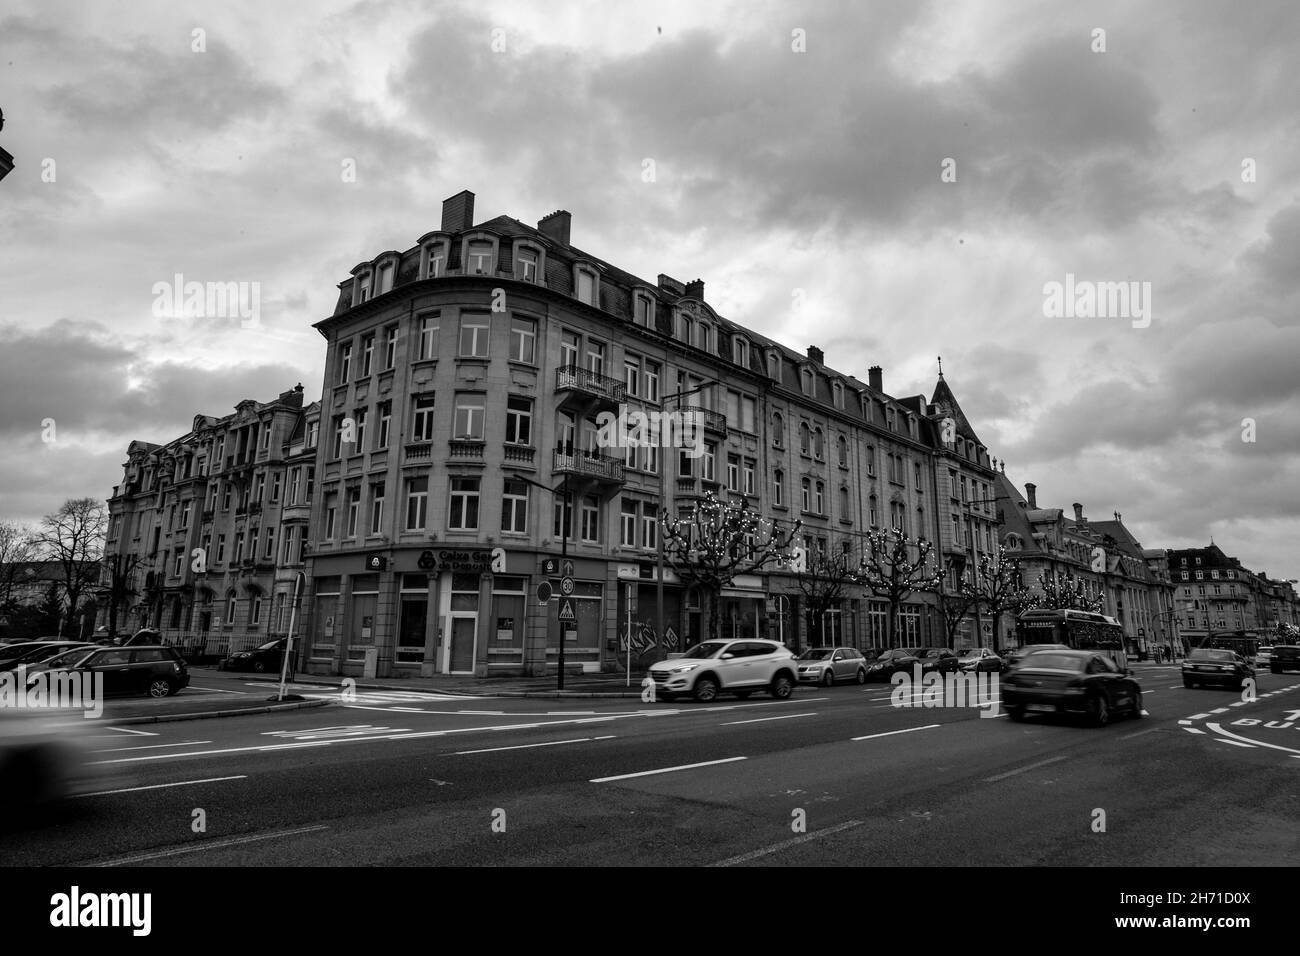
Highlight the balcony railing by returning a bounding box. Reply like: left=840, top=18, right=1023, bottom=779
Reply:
left=555, top=365, right=626, bottom=404
left=503, top=444, right=536, bottom=464
left=677, top=405, right=727, bottom=433
left=676, top=477, right=698, bottom=495
left=405, top=442, right=433, bottom=462
left=448, top=439, right=486, bottom=460
left=553, top=448, right=625, bottom=482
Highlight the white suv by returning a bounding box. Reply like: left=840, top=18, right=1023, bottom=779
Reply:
left=648, top=639, right=797, bottom=702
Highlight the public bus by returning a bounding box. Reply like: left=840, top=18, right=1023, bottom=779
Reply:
left=1014, top=608, right=1129, bottom=671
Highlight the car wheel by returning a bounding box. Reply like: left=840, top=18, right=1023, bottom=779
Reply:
left=770, top=674, right=794, bottom=699
left=856, top=668, right=867, bottom=685
left=734, top=690, right=753, bottom=699
left=693, top=675, right=719, bottom=703
left=1007, top=706, right=1025, bottom=722
left=252, top=660, right=267, bottom=673
left=1089, top=692, right=1110, bottom=727
left=1130, top=690, right=1144, bottom=718
left=147, top=678, right=174, bottom=699
left=821, top=670, right=834, bottom=687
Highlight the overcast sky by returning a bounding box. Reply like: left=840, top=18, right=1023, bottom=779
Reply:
left=2, top=0, right=1297, bottom=579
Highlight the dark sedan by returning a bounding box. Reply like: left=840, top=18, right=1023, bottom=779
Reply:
left=221, top=638, right=291, bottom=673
left=1270, top=645, right=1300, bottom=675
left=916, top=647, right=960, bottom=674
left=1002, top=650, right=1143, bottom=726
left=1182, top=648, right=1254, bottom=689
left=864, top=648, right=923, bottom=681
left=0, top=642, right=96, bottom=673
left=1002, top=643, right=1070, bottom=672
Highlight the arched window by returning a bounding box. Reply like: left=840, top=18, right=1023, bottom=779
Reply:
left=799, top=422, right=811, bottom=455
left=840, top=485, right=850, bottom=516
left=837, top=434, right=848, bottom=467
left=772, top=412, right=784, bottom=448
left=832, top=380, right=845, bottom=409
left=224, top=589, right=237, bottom=626
left=813, top=428, right=825, bottom=460
left=767, top=350, right=781, bottom=380
left=733, top=336, right=749, bottom=367
left=675, top=312, right=692, bottom=343
left=801, top=367, right=815, bottom=395
left=869, top=495, right=878, bottom=528
left=801, top=478, right=811, bottom=511
left=866, top=445, right=875, bottom=476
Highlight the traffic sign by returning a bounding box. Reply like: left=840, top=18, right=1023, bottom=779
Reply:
left=365, top=553, right=388, bottom=571
left=561, top=559, right=575, bottom=578
left=536, top=581, right=553, bottom=605
left=541, top=557, right=558, bottom=575
left=559, top=598, right=576, bottom=622
left=560, top=576, right=575, bottom=596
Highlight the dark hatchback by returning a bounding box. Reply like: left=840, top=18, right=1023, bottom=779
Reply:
left=1270, top=645, right=1300, bottom=675
left=1182, top=648, right=1253, bottom=689
left=221, top=638, right=292, bottom=673
left=28, top=646, right=189, bottom=699
left=1002, top=650, right=1143, bottom=726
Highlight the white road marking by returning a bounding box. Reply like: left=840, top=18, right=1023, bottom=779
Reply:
left=1214, top=739, right=1256, bottom=749
left=455, top=735, right=618, bottom=755
left=91, top=740, right=213, bottom=754
left=93, top=825, right=329, bottom=865
left=722, top=713, right=817, bottom=726
left=710, top=820, right=865, bottom=866
left=1120, top=727, right=1160, bottom=741
left=103, top=727, right=159, bottom=737
left=983, top=755, right=1068, bottom=783
left=74, top=775, right=248, bottom=798
left=591, top=756, right=747, bottom=783
left=1206, top=722, right=1300, bottom=756
left=1210, top=707, right=1230, bottom=714
left=852, top=724, right=940, bottom=742
left=1183, top=727, right=1207, bottom=735
left=185, top=684, right=249, bottom=696
left=1189, top=713, right=1211, bottom=719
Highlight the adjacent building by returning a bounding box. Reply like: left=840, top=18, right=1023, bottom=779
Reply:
left=1166, top=545, right=1300, bottom=645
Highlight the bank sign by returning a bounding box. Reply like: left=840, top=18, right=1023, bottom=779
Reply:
left=416, top=548, right=507, bottom=573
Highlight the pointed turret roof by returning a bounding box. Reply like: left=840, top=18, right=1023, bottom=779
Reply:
left=930, top=376, right=983, bottom=444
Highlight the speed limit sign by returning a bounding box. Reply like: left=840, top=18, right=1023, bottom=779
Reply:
left=560, top=576, right=575, bottom=596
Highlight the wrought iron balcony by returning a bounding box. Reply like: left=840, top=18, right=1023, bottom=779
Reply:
left=555, top=365, right=625, bottom=405
left=676, top=405, right=727, bottom=433
left=553, top=448, right=625, bottom=483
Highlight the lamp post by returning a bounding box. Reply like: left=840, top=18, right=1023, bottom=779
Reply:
left=504, top=470, right=571, bottom=689
left=655, top=379, right=721, bottom=662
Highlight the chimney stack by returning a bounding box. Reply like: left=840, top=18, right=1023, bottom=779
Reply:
left=868, top=366, right=883, bottom=392
left=1073, top=502, right=1084, bottom=523
left=538, top=209, right=571, bottom=247
left=806, top=346, right=824, bottom=364
left=441, top=189, right=475, bottom=233
left=1025, top=483, right=1037, bottom=509
left=684, top=278, right=705, bottom=299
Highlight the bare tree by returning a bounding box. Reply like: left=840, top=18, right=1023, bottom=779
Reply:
left=937, top=565, right=979, bottom=648
left=662, top=492, right=801, bottom=643
left=793, top=537, right=859, bottom=651
left=972, top=546, right=1035, bottom=652
left=0, top=520, right=40, bottom=611
left=855, top=529, right=944, bottom=649
left=99, top=550, right=150, bottom=642
left=1031, top=570, right=1105, bottom=613
left=36, top=498, right=107, bottom=637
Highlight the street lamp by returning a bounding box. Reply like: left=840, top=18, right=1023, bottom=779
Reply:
left=504, top=470, right=571, bottom=689
left=655, top=379, right=721, bottom=662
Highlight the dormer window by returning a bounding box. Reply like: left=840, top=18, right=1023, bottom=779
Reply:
left=375, top=257, right=396, bottom=295
left=420, top=237, right=449, bottom=279
left=467, top=240, right=494, bottom=276
left=574, top=263, right=599, bottom=306
left=675, top=311, right=692, bottom=343
left=832, top=380, right=845, bottom=409
left=800, top=367, right=815, bottom=396
left=733, top=336, right=749, bottom=367
left=633, top=290, right=655, bottom=326
left=767, top=350, right=781, bottom=381
left=512, top=240, right=545, bottom=284
left=696, top=321, right=712, bottom=353
left=352, top=270, right=372, bottom=307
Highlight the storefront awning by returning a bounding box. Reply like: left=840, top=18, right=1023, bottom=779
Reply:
left=720, top=587, right=765, bottom=599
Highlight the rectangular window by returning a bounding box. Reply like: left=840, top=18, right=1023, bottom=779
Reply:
left=222, top=482, right=232, bottom=510
left=703, top=444, right=716, bottom=482
left=467, top=241, right=493, bottom=275
left=263, top=527, right=275, bottom=560
left=586, top=340, right=606, bottom=375
left=743, top=459, right=756, bottom=496
left=581, top=496, right=600, bottom=542
left=505, top=396, right=533, bottom=445
left=360, top=334, right=374, bottom=377
left=773, top=471, right=784, bottom=507
left=352, top=407, right=367, bottom=452
left=417, top=312, right=439, bottom=361
left=270, top=473, right=281, bottom=503
left=449, top=477, right=481, bottom=530
left=517, top=247, right=538, bottom=282
left=332, top=415, right=345, bottom=459
left=644, top=361, right=660, bottom=402
left=377, top=401, right=392, bottom=449
left=560, top=331, right=580, bottom=367
left=346, top=487, right=361, bottom=537
left=411, top=395, right=436, bottom=443
left=459, top=314, right=490, bottom=358
left=577, top=270, right=595, bottom=305
left=453, top=394, right=486, bottom=440
left=288, top=468, right=300, bottom=504
left=323, top=494, right=337, bottom=539
left=620, top=499, right=637, bottom=547
left=727, top=455, right=740, bottom=492
left=554, top=496, right=573, bottom=539
left=625, top=358, right=640, bottom=398
left=405, top=477, right=428, bottom=531
left=384, top=324, right=398, bottom=369
left=180, top=500, right=192, bottom=528
left=338, top=343, right=352, bottom=384
left=641, top=503, right=657, bottom=550
left=376, top=262, right=394, bottom=294
left=370, top=484, right=385, bottom=535
left=502, top=479, right=528, bottom=533
left=234, top=531, right=245, bottom=562
left=510, top=317, right=536, bottom=363
left=216, top=534, right=226, bottom=563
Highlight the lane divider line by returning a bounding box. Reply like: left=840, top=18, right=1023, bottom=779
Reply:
left=710, top=820, right=865, bottom=866
left=92, top=825, right=329, bottom=866
left=852, top=724, right=941, bottom=742
left=74, top=775, right=248, bottom=798
left=983, top=755, right=1068, bottom=783
left=591, top=756, right=747, bottom=783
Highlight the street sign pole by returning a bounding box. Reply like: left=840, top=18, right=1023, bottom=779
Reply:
left=626, top=582, right=633, bottom=686
left=558, top=474, right=569, bottom=690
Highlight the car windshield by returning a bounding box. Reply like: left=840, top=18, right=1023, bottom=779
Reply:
left=797, top=649, right=834, bottom=660
left=257, top=641, right=283, bottom=651
left=1189, top=649, right=1236, bottom=662
left=878, top=650, right=911, bottom=660
left=958, top=650, right=982, bottom=659
left=1020, top=653, right=1085, bottom=672
left=682, top=642, right=728, bottom=660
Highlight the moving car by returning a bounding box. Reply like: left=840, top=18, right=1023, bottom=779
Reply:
left=647, top=639, right=797, bottom=702
left=957, top=647, right=1003, bottom=673
left=1270, top=645, right=1300, bottom=675
left=917, top=647, right=960, bottom=674
left=1254, top=646, right=1273, bottom=667
left=795, top=646, right=869, bottom=685
left=221, top=638, right=292, bottom=673
left=31, top=645, right=190, bottom=699
left=1002, top=643, right=1069, bottom=672
left=1002, top=649, right=1143, bottom=726
left=1182, top=648, right=1253, bottom=689
left=864, top=647, right=923, bottom=681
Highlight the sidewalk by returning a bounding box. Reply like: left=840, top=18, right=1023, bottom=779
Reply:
left=219, top=667, right=649, bottom=699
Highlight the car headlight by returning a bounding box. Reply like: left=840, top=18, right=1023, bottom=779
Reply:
left=670, top=663, right=699, bottom=674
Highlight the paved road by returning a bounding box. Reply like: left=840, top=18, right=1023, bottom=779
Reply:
left=6, top=664, right=1299, bottom=866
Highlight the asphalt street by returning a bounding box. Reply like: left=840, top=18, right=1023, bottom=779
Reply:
left=5, top=664, right=1299, bottom=866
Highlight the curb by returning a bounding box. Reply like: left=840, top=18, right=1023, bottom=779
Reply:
left=233, top=674, right=644, bottom=699
left=87, top=698, right=331, bottom=726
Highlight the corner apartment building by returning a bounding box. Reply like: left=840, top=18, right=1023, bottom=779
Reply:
left=98, top=386, right=320, bottom=653
left=297, top=189, right=1002, bottom=678
left=1166, top=544, right=1300, bottom=643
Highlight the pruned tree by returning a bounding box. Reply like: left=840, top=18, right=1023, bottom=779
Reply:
left=36, top=497, right=107, bottom=637
left=937, top=565, right=979, bottom=648
left=1030, top=570, right=1105, bottom=613
left=662, top=492, right=801, bottom=643
left=855, top=528, right=944, bottom=649
left=0, top=520, right=40, bottom=611
left=793, top=537, right=859, bottom=652
left=973, top=546, right=1036, bottom=651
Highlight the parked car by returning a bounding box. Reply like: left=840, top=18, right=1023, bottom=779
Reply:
left=1270, top=645, right=1300, bottom=674
left=1182, top=648, right=1254, bottom=689
left=1002, top=650, right=1143, bottom=726
left=864, top=647, right=923, bottom=681
left=795, top=646, right=869, bottom=685
left=648, top=639, right=797, bottom=702
left=917, top=647, right=960, bottom=674
left=957, top=647, right=1003, bottom=673
left=30, top=645, right=190, bottom=699
left=221, top=638, right=292, bottom=673
left=0, top=642, right=96, bottom=674
left=1002, top=643, right=1070, bottom=672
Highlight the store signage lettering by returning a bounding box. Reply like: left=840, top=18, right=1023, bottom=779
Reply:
left=417, top=547, right=507, bottom=572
